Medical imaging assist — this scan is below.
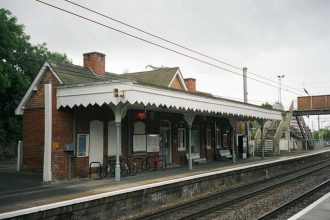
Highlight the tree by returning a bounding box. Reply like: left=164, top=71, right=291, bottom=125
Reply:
left=260, top=102, right=273, bottom=110
left=0, top=8, right=71, bottom=160
left=314, top=128, right=330, bottom=140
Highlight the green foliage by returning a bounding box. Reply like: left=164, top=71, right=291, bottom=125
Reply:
left=260, top=102, right=273, bottom=110
left=0, top=8, right=71, bottom=160
left=313, top=128, right=330, bottom=139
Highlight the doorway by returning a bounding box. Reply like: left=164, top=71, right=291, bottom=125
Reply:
left=159, top=120, right=171, bottom=164
left=191, top=125, right=200, bottom=153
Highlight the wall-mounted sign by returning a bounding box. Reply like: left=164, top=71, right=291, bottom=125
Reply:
left=52, top=142, right=59, bottom=149
left=133, top=134, right=146, bottom=152
left=147, top=134, right=160, bottom=152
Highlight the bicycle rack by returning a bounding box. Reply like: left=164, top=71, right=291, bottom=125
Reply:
left=89, top=162, right=102, bottom=179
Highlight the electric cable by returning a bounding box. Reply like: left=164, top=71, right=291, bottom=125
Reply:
left=36, top=0, right=303, bottom=96
left=63, top=0, right=305, bottom=95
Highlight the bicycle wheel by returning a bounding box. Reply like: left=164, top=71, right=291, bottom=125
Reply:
left=129, top=163, right=138, bottom=176
left=158, top=159, right=166, bottom=171
left=102, top=163, right=109, bottom=177
left=120, top=163, right=128, bottom=177
left=142, top=159, right=147, bottom=172
left=148, top=157, right=156, bottom=171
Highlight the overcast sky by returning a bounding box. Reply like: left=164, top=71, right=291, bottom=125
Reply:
left=2, top=0, right=330, bottom=128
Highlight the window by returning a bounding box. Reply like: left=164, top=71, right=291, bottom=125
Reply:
left=223, top=133, right=228, bottom=148
left=77, top=134, right=89, bottom=157
left=216, top=126, right=221, bottom=149
left=205, top=127, right=211, bottom=149
left=133, top=121, right=146, bottom=152
left=134, top=121, right=145, bottom=134
left=177, top=121, right=186, bottom=151
left=178, top=128, right=186, bottom=151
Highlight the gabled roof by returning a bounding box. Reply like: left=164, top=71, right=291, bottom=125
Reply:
left=122, top=67, right=184, bottom=88
left=15, top=60, right=283, bottom=120
left=15, top=62, right=63, bottom=115
left=15, top=61, right=189, bottom=115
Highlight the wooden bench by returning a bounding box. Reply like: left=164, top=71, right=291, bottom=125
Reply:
left=219, top=149, right=232, bottom=160
left=186, top=153, right=207, bottom=164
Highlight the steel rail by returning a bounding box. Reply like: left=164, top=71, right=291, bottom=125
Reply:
left=257, top=179, right=330, bottom=220
left=137, top=159, right=330, bottom=220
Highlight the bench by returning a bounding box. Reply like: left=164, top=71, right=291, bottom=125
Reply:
left=186, top=153, right=207, bottom=164
left=219, top=149, right=232, bottom=160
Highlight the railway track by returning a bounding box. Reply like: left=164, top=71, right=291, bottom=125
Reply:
left=257, top=179, right=330, bottom=220
left=136, top=159, right=330, bottom=220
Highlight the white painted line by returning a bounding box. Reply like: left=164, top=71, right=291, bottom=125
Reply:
left=0, top=149, right=329, bottom=219
left=288, top=192, right=330, bottom=220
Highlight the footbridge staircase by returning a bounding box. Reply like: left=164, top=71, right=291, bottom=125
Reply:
left=254, top=101, right=313, bottom=156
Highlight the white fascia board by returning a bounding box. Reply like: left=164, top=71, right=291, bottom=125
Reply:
left=168, top=69, right=188, bottom=91
left=15, top=62, right=63, bottom=115
left=57, top=82, right=282, bottom=120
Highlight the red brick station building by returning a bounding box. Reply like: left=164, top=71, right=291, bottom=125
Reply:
left=15, top=52, right=281, bottom=182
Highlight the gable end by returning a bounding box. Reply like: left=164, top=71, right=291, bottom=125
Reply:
left=15, top=62, right=63, bottom=115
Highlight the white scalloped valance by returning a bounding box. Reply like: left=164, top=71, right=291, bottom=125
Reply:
left=57, top=82, right=282, bottom=120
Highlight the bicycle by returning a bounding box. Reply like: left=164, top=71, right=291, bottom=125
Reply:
left=102, top=156, right=116, bottom=177
left=102, top=156, right=128, bottom=177
left=121, top=156, right=138, bottom=176
left=146, top=154, right=166, bottom=171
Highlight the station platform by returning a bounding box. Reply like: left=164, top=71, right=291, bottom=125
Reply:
left=0, top=148, right=329, bottom=219
left=289, top=192, right=330, bottom=220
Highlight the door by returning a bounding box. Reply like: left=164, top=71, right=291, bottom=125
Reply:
left=159, top=120, right=171, bottom=163
left=89, top=120, right=104, bottom=166
left=191, top=125, right=200, bottom=153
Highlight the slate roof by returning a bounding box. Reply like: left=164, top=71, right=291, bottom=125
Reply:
left=122, top=67, right=179, bottom=88
left=49, top=61, right=178, bottom=89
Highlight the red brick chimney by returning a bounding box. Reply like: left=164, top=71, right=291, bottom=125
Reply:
left=184, top=78, right=196, bottom=92
left=83, top=52, right=106, bottom=76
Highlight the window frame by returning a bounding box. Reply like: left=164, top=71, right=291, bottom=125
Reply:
left=77, top=133, right=89, bottom=157
left=215, top=126, right=222, bottom=149
left=133, top=121, right=147, bottom=153
left=205, top=127, right=211, bottom=149
left=177, top=127, right=186, bottom=151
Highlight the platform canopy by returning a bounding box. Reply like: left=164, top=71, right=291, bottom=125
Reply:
left=57, top=80, right=282, bottom=120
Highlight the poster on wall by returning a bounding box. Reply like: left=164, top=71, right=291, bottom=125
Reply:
left=133, top=134, right=147, bottom=152
left=147, top=134, right=160, bottom=152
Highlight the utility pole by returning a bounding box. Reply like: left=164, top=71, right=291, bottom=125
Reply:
left=277, top=75, right=285, bottom=104
left=243, top=67, right=248, bottom=103
left=243, top=67, right=250, bottom=157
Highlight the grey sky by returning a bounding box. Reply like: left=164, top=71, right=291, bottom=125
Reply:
left=2, top=0, right=330, bottom=127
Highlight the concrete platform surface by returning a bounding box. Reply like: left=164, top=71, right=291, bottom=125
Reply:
left=289, top=192, right=330, bottom=220
left=0, top=148, right=329, bottom=217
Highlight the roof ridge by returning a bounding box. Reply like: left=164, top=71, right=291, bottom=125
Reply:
left=122, top=67, right=179, bottom=75
left=48, top=60, right=87, bottom=70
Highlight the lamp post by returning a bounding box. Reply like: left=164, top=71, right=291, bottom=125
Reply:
left=277, top=75, right=285, bottom=104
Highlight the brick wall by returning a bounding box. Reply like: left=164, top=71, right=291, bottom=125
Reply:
left=22, top=109, right=44, bottom=172
left=83, top=52, right=105, bottom=76
left=74, top=105, right=115, bottom=178
left=184, top=78, right=196, bottom=92
left=298, top=95, right=330, bottom=110
left=169, top=75, right=183, bottom=90
left=23, top=69, right=73, bottom=180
